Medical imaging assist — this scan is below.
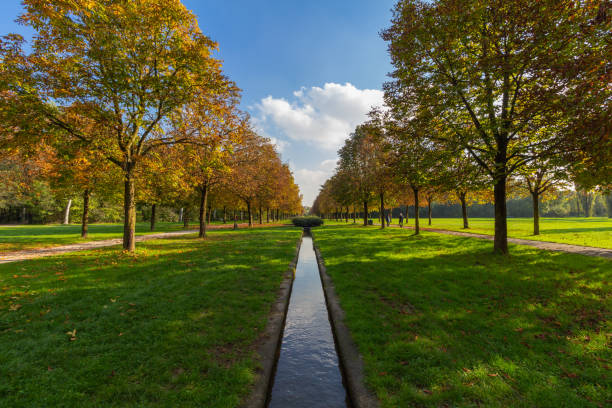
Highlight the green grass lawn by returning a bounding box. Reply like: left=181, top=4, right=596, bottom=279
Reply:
left=314, top=225, right=611, bottom=408
left=0, top=227, right=301, bottom=407
left=324, top=217, right=612, bottom=249
left=0, top=222, right=195, bottom=254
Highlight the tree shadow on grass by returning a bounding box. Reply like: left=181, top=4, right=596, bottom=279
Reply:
left=314, top=226, right=610, bottom=407
left=0, top=229, right=301, bottom=407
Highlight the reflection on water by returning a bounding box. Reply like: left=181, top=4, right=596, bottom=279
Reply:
left=268, top=236, right=348, bottom=408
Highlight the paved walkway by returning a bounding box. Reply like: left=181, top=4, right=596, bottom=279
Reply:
left=374, top=223, right=612, bottom=259
left=0, top=223, right=284, bottom=264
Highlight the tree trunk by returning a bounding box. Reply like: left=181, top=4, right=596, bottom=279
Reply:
left=199, top=184, right=208, bottom=238
left=606, top=193, right=612, bottom=218
left=259, top=206, right=263, bottom=225
left=63, top=199, right=72, bottom=225
left=460, top=193, right=469, bottom=229
left=178, top=207, right=183, bottom=223
left=427, top=199, right=432, bottom=226
left=247, top=201, right=253, bottom=227
left=183, top=208, right=190, bottom=229
left=150, top=203, right=156, bottom=232
left=363, top=201, right=368, bottom=226
left=380, top=193, right=385, bottom=229
left=81, top=189, right=90, bottom=238
left=532, top=191, right=540, bottom=235
left=123, top=169, right=136, bottom=252
left=493, top=175, right=509, bottom=254
left=223, top=206, right=227, bottom=224
left=413, top=188, right=420, bottom=235
left=585, top=194, right=593, bottom=217
left=233, top=209, right=238, bottom=229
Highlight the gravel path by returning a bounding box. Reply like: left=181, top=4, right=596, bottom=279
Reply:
left=0, top=223, right=285, bottom=265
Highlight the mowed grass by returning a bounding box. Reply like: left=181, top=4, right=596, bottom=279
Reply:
left=428, top=217, right=612, bottom=249
left=0, top=227, right=301, bottom=407
left=0, top=222, right=196, bottom=254
left=325, top=217, right=612, bottom=249
left=314, top=225, right=611, bottom=408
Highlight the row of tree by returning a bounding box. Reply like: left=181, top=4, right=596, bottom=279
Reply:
left=0, top=0, right=302, bottom=251
left=312, top=0, right=610, bottom=254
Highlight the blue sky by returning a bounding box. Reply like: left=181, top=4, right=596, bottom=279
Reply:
left=0, top=0, right=395, bottom=205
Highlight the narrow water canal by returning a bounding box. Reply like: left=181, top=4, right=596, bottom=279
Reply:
left=268, top=235, right=349, bottom=408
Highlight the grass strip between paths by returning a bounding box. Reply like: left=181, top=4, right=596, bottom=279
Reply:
left=0, top=227, right=301, bottom=408
left=324, top=217, right=612, bottom=249
left=314, top=225, right=611, bottom=408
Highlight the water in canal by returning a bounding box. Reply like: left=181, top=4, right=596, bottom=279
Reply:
left=267, top=235, right=349, bottom=408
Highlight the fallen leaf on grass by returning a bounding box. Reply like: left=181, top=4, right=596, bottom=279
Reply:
left=66, top=329, right=77, bottom=341
left=9, top=304, right=22, bottom=311
left=563, top=372, right=578, bottom=378
left=422, top=389, right=432, bottom=395
left=488, top=373, right=498, bottom=377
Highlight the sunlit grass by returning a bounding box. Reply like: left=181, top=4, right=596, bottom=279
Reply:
left=0, top=222, right=195, bottom=253
left=315, top=225, right=611, bottom=407
left=324, top=217, right=612, bottom=249
left=0, top=227, right=301, bottom=407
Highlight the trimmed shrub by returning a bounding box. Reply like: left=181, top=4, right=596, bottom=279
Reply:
left=291, top=216, right=324, bottom=228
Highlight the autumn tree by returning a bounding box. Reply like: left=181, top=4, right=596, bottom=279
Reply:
left=516, top=157, right=568, bottom=235
left=337, top=125, right=379, bottom=226
left=177, top=85, right=243, bottom=238
left=4, top=0, right=227, bottom=251
left=137, top=145, right=190, bottom=232
left=223, top=132, right=285, bottom=227
left=46, top=137, right=121, bottom=237
left=385, top=112, right=439, bottom=235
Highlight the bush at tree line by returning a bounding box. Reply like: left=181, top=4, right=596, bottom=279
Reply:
left=292, top=216, right=324, bottom=227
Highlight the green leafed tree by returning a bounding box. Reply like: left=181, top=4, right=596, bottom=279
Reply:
left=382, top=0, right=608, bottom=253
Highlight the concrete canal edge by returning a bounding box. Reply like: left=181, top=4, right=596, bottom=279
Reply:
left=241, top=233, right=302, bottom=408
left=313, top=236, right=380, bottom=408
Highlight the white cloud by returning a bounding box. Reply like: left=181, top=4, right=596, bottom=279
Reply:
left=320, top=158, right=338, bottom=171
left=267, top=137, right=289, bottom=153
left=256, top=82, right=384, bottom=151
left=290, top=159, right=340, bottom=206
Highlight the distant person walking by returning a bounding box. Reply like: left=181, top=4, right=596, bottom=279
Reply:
left=386, top=211, right=391, bottom=227
left=398, top=212, right=404, bottom=228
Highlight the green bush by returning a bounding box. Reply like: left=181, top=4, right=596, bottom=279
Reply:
left=291, top=216, right=324, bottom=227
